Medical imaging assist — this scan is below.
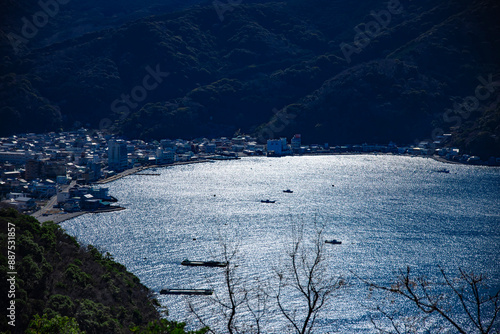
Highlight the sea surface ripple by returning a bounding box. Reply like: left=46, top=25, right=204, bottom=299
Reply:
left=61, top=155, right=500, bottom=333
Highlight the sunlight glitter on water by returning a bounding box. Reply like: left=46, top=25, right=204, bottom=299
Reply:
left=61, top=155, right=500, bottom=333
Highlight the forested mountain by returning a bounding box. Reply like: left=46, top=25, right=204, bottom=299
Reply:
left=1, top=0, right=499, bottom=156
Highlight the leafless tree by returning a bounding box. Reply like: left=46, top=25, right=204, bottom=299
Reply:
left=368, top=304, right=435, bottom=334
left=187, top=236, right=268, bottom=334
left=243, top=278, right=270, bottom=334
left=364, top=267, right=500, bottom=334
left=275, top=223, right=345, bottom=334
left=188, top=222, right=346, bottom=333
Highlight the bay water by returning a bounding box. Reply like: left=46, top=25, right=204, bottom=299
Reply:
left=61, top=155, right=500, bottom=333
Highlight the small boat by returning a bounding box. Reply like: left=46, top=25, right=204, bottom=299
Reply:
left=435, top=168, right=450, bottom=173
left=325, top=239, right=342, bottom=245
left=261, top=199, right=276, bottom=203
left=283, top=189, right=293, bottom=193
left=181, top=259, right=228, bottom=267
left=160, top=288, right=213, bottom=295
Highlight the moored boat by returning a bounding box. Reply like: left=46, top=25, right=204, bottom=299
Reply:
left=160, top=288, right=213, bottom=295
left=181, top=259, right=228, bottom=267
left=435, top=168, right=450, bottom=173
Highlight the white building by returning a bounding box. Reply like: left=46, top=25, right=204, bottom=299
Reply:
left=108, top=140, right=128, bottom=171
left=267, top=138, right=292, bottom=156
left=0, top=151, right=31, bottom=164
left=267, top=139, right=283, bottom=155
left=205, top=143, right=216, bottom=153
left=291, top=134, right=301, bottom=151
left=156, top=149, right=176, bottom=164
left=7, top=193, right=30, bottom=200
left=57, top=191, right=70, bottom=204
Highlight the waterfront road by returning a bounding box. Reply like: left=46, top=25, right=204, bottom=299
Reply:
left=31, top=180, right=76, bottom=220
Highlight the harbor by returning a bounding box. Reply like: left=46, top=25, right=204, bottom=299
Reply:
left=59, top=155, right=500, bottom=333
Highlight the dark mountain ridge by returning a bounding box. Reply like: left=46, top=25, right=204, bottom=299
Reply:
left=1, top=0, right=499, bottom=157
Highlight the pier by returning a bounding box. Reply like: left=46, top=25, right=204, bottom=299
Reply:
left=181, top=260, right=228, bottom=267
left=160, top=289, right=213, bottom=295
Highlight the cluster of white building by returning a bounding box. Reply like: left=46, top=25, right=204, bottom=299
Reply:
left=0, top=129, right=497, bottom=212
left=0, top=130, right=267, bottom=211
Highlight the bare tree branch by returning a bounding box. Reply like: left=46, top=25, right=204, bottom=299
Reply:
left=187, top=234, right=270, bottom=334
left=359, top=267, right=500, bottom=334
left=275, top=223, right=344, bottom=334
left=187, top=299, right=218, bottom=334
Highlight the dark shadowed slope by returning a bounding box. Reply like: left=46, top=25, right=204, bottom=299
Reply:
left=0, top=0, right=498, bottom=155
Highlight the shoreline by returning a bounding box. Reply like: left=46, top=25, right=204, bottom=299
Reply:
left=429, top=155, right=463, bottom=165
left=32, top=160, right=213, bottom=224
left=41, top=153, right=495, bottom=225
left=96, top=159, right=213, bottom=184
left=278, top=151, right=499, bottom=167
left=35, top=206, right=126, bottom=224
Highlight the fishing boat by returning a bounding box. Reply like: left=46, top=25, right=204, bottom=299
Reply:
left=261, top=199, right=276, bottom=203
left=435, top=168, right=450, bottom=173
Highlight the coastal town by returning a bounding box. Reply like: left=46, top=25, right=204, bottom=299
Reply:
left=0, top=128, right=498, bottom=222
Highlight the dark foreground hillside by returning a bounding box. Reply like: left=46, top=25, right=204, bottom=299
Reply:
left=0, top=209, right=207, bottom=333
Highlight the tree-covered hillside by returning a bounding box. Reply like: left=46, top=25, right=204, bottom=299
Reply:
left=0, top=209, right=207, bottom=333
left=0, top=0, right=499, bottom=156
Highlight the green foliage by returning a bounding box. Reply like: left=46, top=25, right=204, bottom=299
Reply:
left=0, top=73, right=62, bottom=136
left=107, top=279, right=121, bottom=298
left=40, top=221, right=63, bottom=249
left=18, top=233, right=44, bottom=261
left=44, top=294, right=76, bottom=317
left=75, top=299, right=119, bottom=333
left=65, top=263, right=93, bottom=287
left=26, top=314, right=84, bottom=334
left=130, top=319, right=209, bottom=334
left=0, top=209, right=171, bottom=333
left=18, top=255, right=45, bottom=290
left=55, top=282, right=68, bottom=290
left=86, top=244, right=103, bottom=261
